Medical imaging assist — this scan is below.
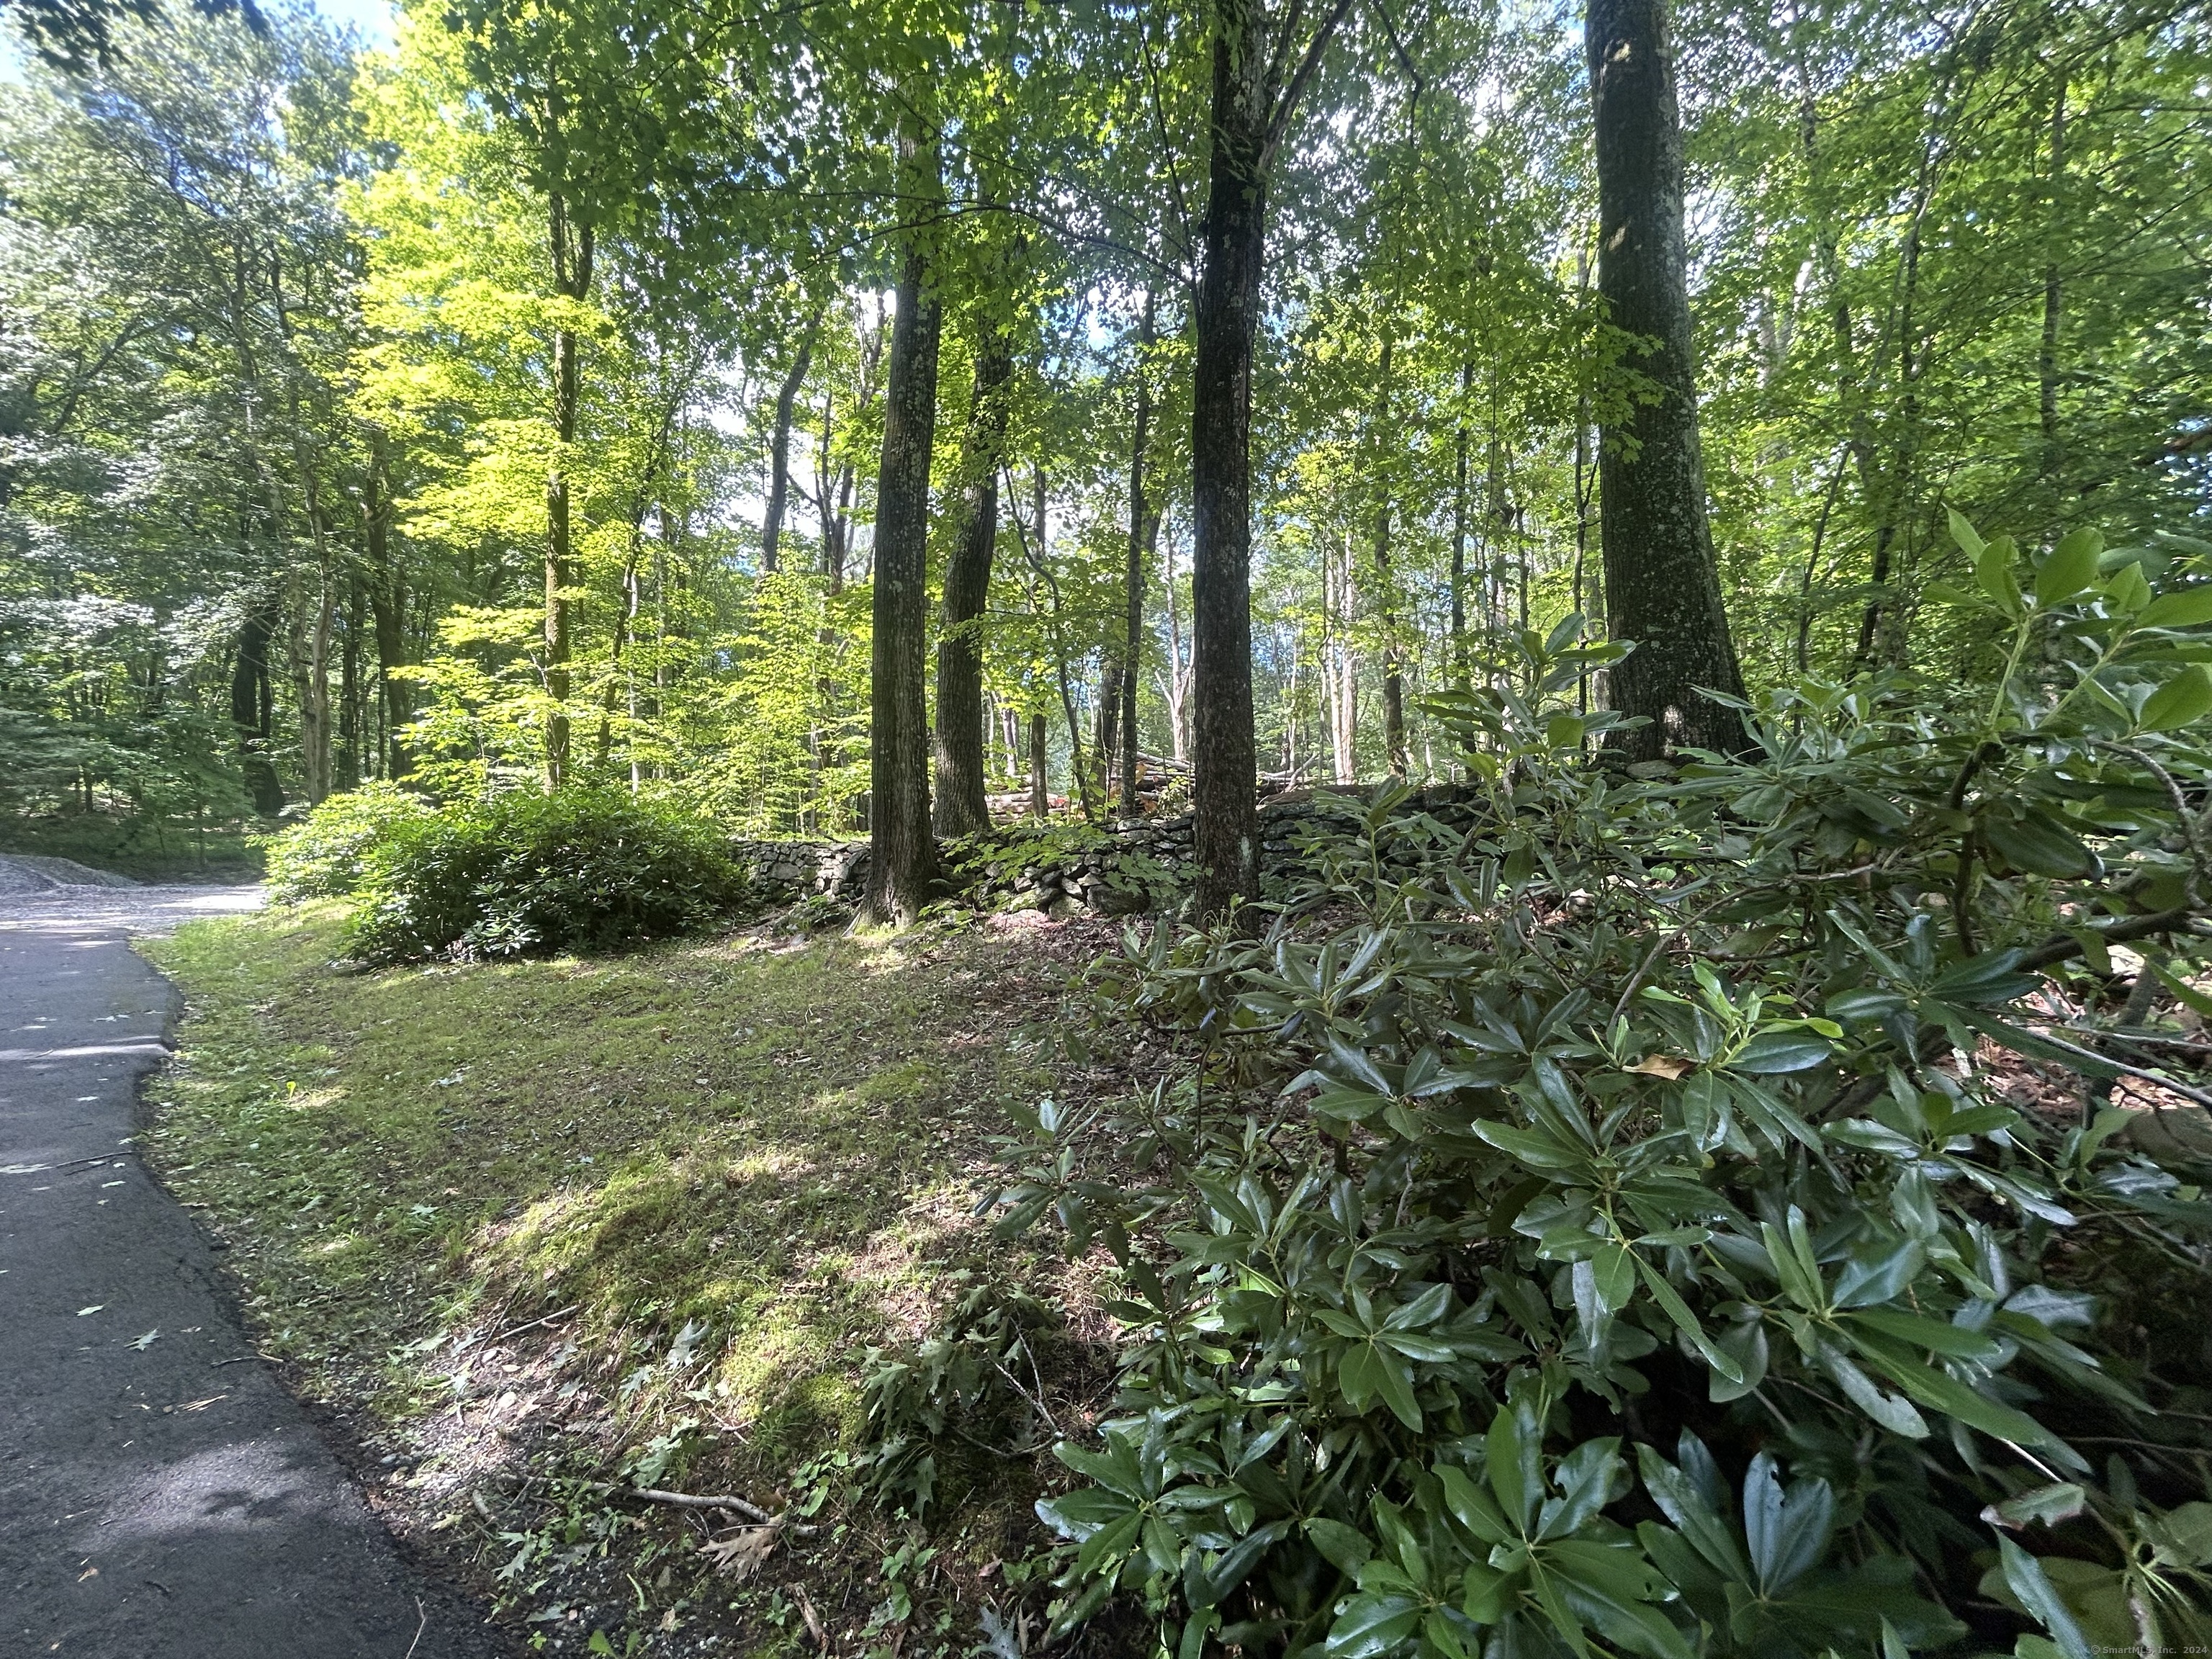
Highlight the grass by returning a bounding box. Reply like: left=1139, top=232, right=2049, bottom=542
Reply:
left=141, top=904, right=1120, bottom=1658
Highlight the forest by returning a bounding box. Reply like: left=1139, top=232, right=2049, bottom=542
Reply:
left=4, top=0, right=2202, bottom=906
left=6, top=0, right=2212, bottom=1654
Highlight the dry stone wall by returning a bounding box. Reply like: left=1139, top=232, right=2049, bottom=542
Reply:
left=727, top=783, right=1490, bottom=918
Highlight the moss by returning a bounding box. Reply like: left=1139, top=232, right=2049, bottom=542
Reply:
left=138, top=907, right=1096, bottom=1650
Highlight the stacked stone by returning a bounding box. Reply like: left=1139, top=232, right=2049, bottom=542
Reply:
left=724, top=781, right=1491, bottom=919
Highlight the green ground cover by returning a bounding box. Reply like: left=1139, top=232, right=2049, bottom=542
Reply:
left=142, top=907, right=1111, bottom=1656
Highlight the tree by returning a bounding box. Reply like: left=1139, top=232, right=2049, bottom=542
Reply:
left=1586, top=0, right=1750, bottom=760
left=932, top=323, right=1014, bottom=839
left=863, top=118, right=945, bottom=925
left=1189, top=0, right=1354, bottom=916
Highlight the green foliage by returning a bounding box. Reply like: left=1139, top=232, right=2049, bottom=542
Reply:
left=855, top=1275, right=1059, bottom=1516
left=264, top=781, right=435, bottom=901
left=992, top=540, right=2212, bottom=1659
left=350, top=788, right=750, bottom=963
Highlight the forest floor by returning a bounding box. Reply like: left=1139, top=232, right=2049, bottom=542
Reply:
left=138, top=903, right=1133, bottom=1659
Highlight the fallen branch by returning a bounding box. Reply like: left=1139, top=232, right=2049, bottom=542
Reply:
left=471, top=1303, right=581, bottom=1350
left=2020, top=907, right=2194, bottom=971
left=591, top=1482, right=820, bottom=1535
left=2013, top=1023, right=2212, bottom=1113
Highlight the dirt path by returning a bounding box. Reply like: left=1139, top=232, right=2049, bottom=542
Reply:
left=0, top=863, right=511, bottom=1657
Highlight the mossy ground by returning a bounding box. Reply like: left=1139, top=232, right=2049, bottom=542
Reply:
left=140, top=905, right=1122, bottom=1658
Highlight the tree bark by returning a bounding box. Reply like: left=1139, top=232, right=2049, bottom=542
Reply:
left=1028, top=710, right=1048, bottom=818
left=1191, top=0, right=1271, bottom=914
left=2038, top=69, right=2067, bottom=478
left=1588, top=0, right=1750, bottom=759
left=544, top=192, right=594, bottom=790
left=1120, top=292, right=1156, bottom=811
left=363, top=425, right=411, bottom=779
left=763, top=321, right=817, bottom=574
left=230, top=588, right=282, bottom=815
left=1373, top=334, right=1406, bottom=779
left=1449, top=360, right=1471, bottom=688
left=932, top=331, right=1013, bottom=838
left=863, top=130, right=945, bottom=926
left=337, top=568, right=364, bottom=790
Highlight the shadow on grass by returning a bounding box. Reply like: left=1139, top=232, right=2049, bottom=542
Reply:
left=143, top=908, right=1069, bottom=1466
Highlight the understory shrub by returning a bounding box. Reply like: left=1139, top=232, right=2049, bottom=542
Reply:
left=349, top=787, right=750, bottom=963
left=263, top=780, right=435, bottom=901
left=991, top=521, right=2212, bottom=1659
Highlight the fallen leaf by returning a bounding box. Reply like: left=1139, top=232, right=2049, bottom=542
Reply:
left=76, top=1305, right=104, bottom=1317
left=1627, top=1055, right=1692, bottom=1079
left=657, top=1609, right=678, bottom=1633
left=130, top=1330, right=160, bottom=1351
left=701, top=1524, right=778, bottom=1583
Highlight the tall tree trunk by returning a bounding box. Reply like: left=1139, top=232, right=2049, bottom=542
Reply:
left=1190, top=0, right=1272, bottom=914
left=1851, top=202, right=1925, bottom=675
left=287, top=566, right=335, bottom=806
left=932, top=331, right=1013, bottom=838
left=2038, top=69, right=2067, bottom=478
left=1373, top=335, right=1406, bottom=779
left=1095, top=661, right=1122, bottom=802
left=544, top=188, right=594, bottom=791
left=1449, top=361, right=1471, bottom=688
left=763, top=320, right=817, bottom=574
left=1120, top=292, right=1156, bottom=811
left=337, top=568, right=364, bottom=789
left=1588, top=0, right=1750, bottom=759
left=1028, top=710, right=1048, bottom=818
left=863, top=127, right=945, bottom=925
left=230, top=585, right=282, bottom=816
left=363, top=426, right=410, bottom=779
left=1161, top=529, right=1190, bottom=764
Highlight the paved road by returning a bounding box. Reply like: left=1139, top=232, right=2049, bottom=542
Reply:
left=0, top=869, right=512, bottom=1658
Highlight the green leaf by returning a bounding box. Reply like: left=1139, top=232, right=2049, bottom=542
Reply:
left=1727, top=1030, right=1834, bottom=1074
left=1339, top=1340, right=1382, bottom=1414
left=1977, top=537, right=2024, bottom=616
left=1471, top=1120, right=1591, bottom=1172
left=1461, top=1561, right=1511, bottom=1623
left=2141, top=664, right=2212, bottom=732
left=1843, top=1306, right=2005, bottom=1362
left=2136, top=586, right=2212, bottom=629
left=1308, top=1517, right=1377, bottom=1576
left=1071, top=1509, right=1143, bottom=1578
left=2149, top=961, right=2212, bottom=1020
left=1635, top=1444, right=1751, bottom=1583
left=1036, top=1488, right=1136, bottom=1540
left=1989, top=1484, right=2087, bottom=1530
left=1980, top=809, right=2099, bottom=878
left=1830, top=1238, right=1926, bottom=1309
left=1997, top=1538, right=2092, bottom=1659
left=1946, top=508, right=1986, bottom=559
left=1861, top=1347, right=2063, bottom=1447
left=1742, top=1452, right=1835, bottom=1595
left=2146, top=1501, right=2212, bottom=1568
left=1437, top=1466, right=1512, bottom=1545
left=1370, top=1346, right=1423, bottom=1430
left=1323, top=1589, right=1424, bottom=1659
left=1487, top=1401, right=1540, bottom=1533
left=2036, top=528, right=2103, bottom=605
left=1815, top=1341, right=1929, bottom=1438
left=1630, top=1251, right=1745, bottom=1384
